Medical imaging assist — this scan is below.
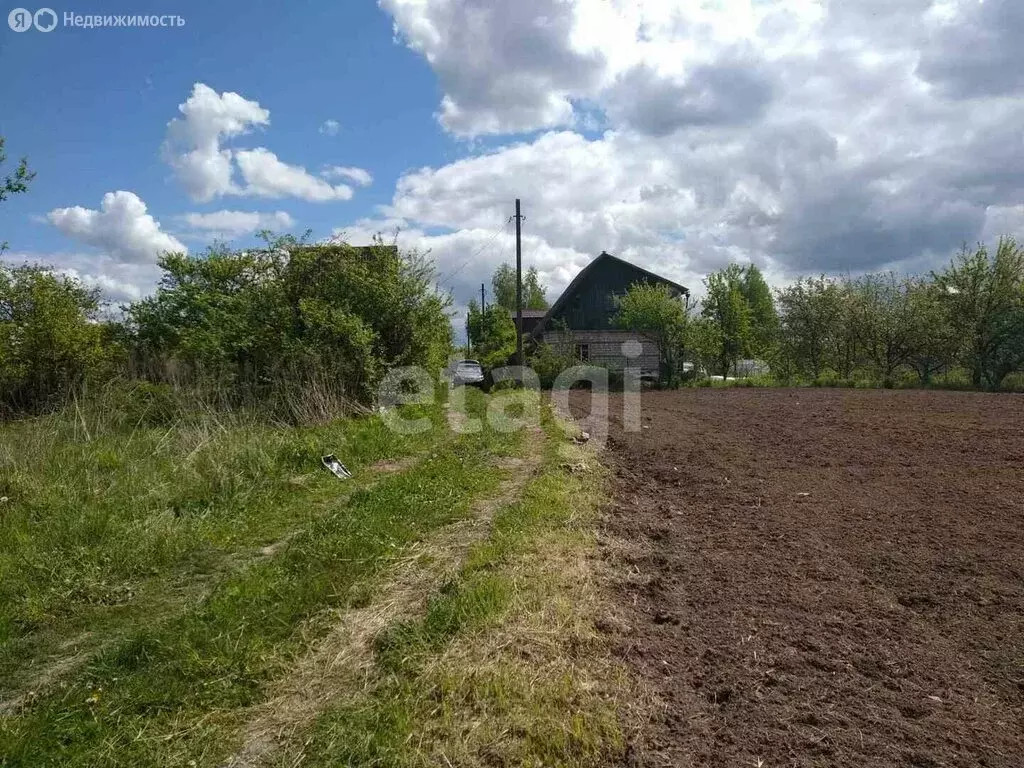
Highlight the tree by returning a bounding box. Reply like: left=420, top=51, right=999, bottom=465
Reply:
left=1, top=137, right=37, bottom=254
left=933, top=238, right=1024, bottom=389
left=491, top=263, right=548, bottom=312
left=130, top=235, right=453, bottom=404
left=703, top=265, right=752, bottom=376
left=615, top=282, right=690, bottom=386
left=523, top=266, right=549, bottom=309
left=739, top=264, right=779, bottom=359
left=0, top=264, right=116, bottom=414
left=466, top=300, right=516, bottom=369
left=846, top=272, right=916, bottom=382
left=776, top=276, right=842, bottom=379
left=905, top=278, right=958, bottom=385
left=688, top=317, right=723, bottom=378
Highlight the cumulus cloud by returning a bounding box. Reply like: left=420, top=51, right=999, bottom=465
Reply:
left=163, top=83, right=270, bottom=202
left=370, top=0, right=1024, bottom=290
left=917, top=0, right=1024, bottom=98
left=47, top=191, right=186, bottom=263
left=163, top=84, right=366, bottom=203
left=235, top=148, right=353, bottom=201
left=321, top=166, right=373, bottom=186
left=604, top=56, right=775, bottom=136
left=180, top=210, right=295, bottom=239
left=381, top=0, right=607, bottom=136
left=319, top=119, right=341, bottom=136
left=3, top=251, right=164, bottom=306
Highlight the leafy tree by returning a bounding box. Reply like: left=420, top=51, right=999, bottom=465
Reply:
left=830, top=278, right=860, bottom=378
left=846, top=272, right=916, bottom=382
left=1, top=137, right=37, bottom=254
left=491, top=263, right=548, bottom=311
left=905, top=278, right=958, bottom=385
left=933, top=238, right=1024, bottom=389
left=0, top=264, right=117, bottom=414
left=702, top=265, right=752, bottom=376
left=615, top=282, right=690, bottom=386
left=688, top=316, right=723, bottom=378
left=739, top=264, right=779, bottom=358
left=466, top=300, right=516, bottom=369
left=776, top=276, right=842, bottom=379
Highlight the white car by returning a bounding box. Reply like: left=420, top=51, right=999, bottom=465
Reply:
left=448, top=359, right=485, bottom=387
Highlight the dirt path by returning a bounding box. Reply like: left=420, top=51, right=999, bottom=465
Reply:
left=223, top=437, right=543, bottom=768
left=582, top=389, right=1024, bottom=767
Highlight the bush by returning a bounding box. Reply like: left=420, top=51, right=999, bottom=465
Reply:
left=528, top=342, right=577, bottom=389
left=1000, top=372, right=1024, bottom=392
left=128, top=236, right=452, bottom=416
left=104, top=381, right=184, bottom=427
left=0, top=264, right=121, bottom=416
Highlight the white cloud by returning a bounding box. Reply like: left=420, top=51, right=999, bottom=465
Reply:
left=321, top=166, right=373, bottom=186
left=319, top=119, right=341, bottom=136
left=180, top=210, right=295, bottom=239
left=235, top=148, right=354, bottom=201
left=2, top=251, right=163, bottom=306
left=47, top=191, right=186, bottom=263
left=60, top=268, right=149, bottom=303
left=162, top=83, right=270, bottom=202
left=163, top=84, right=366, bottom=204
left=367, top=0, right=1024, bottom=293
left=381, top=0, right=606, bottom=136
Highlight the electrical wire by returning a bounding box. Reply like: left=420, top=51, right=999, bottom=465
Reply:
left=436, top=217, right=512, bottom=290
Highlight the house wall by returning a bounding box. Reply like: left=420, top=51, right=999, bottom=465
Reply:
left=542, top=329, right=660, bottom=374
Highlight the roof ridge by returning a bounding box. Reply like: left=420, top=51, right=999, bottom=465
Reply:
left=528, top=251, right=688, bottom=339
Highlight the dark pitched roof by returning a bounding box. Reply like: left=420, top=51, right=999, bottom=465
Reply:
left=530, top=251, right=688, bottom=338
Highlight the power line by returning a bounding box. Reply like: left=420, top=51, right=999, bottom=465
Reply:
left=436, top=217, right=511, bottom=290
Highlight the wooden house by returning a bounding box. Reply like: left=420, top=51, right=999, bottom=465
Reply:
left=528, top=251, right=688, bottom=375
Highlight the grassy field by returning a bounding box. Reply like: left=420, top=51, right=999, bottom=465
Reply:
left=0, top=391, right=626, bottom=767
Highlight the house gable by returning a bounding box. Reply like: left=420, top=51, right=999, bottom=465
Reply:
left=531, top=251, right=688, bottom=337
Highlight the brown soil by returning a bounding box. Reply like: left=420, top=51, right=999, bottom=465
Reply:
left=579, top=389, right=1024, bottom=767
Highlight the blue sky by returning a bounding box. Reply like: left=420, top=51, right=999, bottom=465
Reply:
left=1, top=2, right=450, bottom=266
left=3, top=0, right=1024, bottom=313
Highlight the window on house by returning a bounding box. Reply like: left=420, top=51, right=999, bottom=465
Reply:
left=575, top=343, right=590, bottom=362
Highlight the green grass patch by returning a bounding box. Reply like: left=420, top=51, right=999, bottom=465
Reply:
left=279, top=410, right=627, bottom=768
left=0, top=401, right=445, bottom=688
left=0, top=390, right=525, bottom=766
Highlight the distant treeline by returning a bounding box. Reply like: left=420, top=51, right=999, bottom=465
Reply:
left=688, top=238, right=1024, bottom=390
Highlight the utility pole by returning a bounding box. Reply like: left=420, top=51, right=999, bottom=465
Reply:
left=480, top=282, right=486, bottom=314
left=514, top=198, right=524, bottom=368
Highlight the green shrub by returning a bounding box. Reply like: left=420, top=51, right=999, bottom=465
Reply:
left=128, top=236, right=452, bottom=413
left=102, top=381, right=185, bottom=427
left=1000, top=372, right=1024, bottom=392
left=0, top=264, right=121, bottom=416
left=930, top=367, right=974, bottom=390
left=527, top=342, right=577, bottom=389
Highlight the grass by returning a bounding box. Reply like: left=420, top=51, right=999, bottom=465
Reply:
left=0, top=399, right=442, bottom=690
left=0, top=389, right=533, bottom=766
left=0, top=390, right=627, bottom=767
left=268, top=409, right=629, bottom=768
